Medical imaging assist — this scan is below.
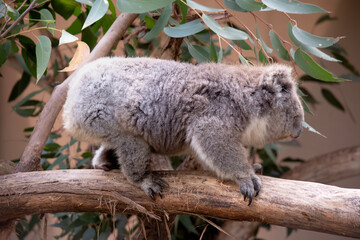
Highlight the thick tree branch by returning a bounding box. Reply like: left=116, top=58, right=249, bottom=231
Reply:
left=217, top=145, right=360, bottom=240
left=0, top=170, right=359, bottom=238
left=16, top=13, right=138, bottom=173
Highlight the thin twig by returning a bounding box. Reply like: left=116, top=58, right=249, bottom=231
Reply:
left=0, top=0, right=38, bottom=39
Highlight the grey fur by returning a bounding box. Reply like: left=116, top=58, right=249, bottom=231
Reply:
left=63, top=57, right=304, bottom=204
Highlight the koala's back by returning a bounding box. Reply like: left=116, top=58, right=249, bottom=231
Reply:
left=63, top=57, right=211, bottom=153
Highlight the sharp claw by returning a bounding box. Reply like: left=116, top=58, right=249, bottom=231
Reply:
left=158, top=179, right=169, bottom=187
left=148, top=191, right=154, bottom=200
left=244, top=195, right=247, bottom=201
left=255, top=189, right=260, bottom=197
left=159, top=192, right=163, bottom=199
left=248, top=196, right=253, bottom=206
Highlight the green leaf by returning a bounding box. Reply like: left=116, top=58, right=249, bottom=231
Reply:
left=259, top=49, right=269, bottom=64
left=116, top=0, right=174, bottom=13
left=321, top=88, right=344, bottom=111
left=256, top=26, right=272, bottom=53
left=288, top=23, right=339, bottom=62
left=239, top=54, right=250, bottom=65
left=0, top=44, right=7, bottom=67
left=8, top=72, right=31, bottom=102
left=82, top=0, right=109, bottom=29
left=202, top=14, right=248, bottom=40
left=179, top=215, right=198, bottom=234
left=22, top=50, right=36, bottom=77
left=75, top=0, right=95, bottom=5
left=144, top=15, right=156, bottom=29
left=237, top=40, right=252, bottom=50
left=164, top=19, right=205, bottom=38
left=59, top=30, right=79, bottom=45
left=40, top=9, right=55, bottom=35
left=315, top=14, right=338, bottom=25
left=175, top=0, right=188, bottom=23
left=51, top=0, right=77, bottom=20
left=124, top=43, right=137, bottom=57
left=294, top=48, right=346, bottom=82
left=143, top=4, right=172, bottom=41
left=209, top=39, right=218, bottom=63
left=217, top=46, right=223, bottom=63
left=36, top=36, right=51, bottom=82
left=47, top=154, right=70, bottom=170
left=235, top=0, right=269, bottom=11
left=185, top=41, right=209, bottom=63
left=187, top=0, right=225, bottom=12
left=224, top=0, right=247, bottom=11
left=302, top=121, right=326, bottom=138
left=262, top=0, right=328, bottom=14
left=269, top=29, right=289, bottom=61
left=44, top=142, right=61, bottom=152
left=300, top=97, right=312, bottom=114
left=292, top=25, right=341, bottom=48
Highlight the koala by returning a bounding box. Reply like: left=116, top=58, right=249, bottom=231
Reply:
left=63, top=57, right=304, bottom=205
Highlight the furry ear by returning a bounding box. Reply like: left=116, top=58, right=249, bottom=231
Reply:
left=259, top=64, right=294, bottom=93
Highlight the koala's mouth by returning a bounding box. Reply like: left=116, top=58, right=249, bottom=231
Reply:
left=278, top=136, right=294, bottom=142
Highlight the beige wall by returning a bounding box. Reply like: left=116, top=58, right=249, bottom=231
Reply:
left=1, top=0, right=359, bottom=239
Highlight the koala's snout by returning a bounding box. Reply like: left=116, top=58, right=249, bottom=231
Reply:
left=291, top=116, right=303, bottom=139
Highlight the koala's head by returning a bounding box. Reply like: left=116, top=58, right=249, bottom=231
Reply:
left=241, top=64, right=304, bottom=147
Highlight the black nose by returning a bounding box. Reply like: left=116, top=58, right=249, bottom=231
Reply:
left=292, top=128, right=302, bottom=139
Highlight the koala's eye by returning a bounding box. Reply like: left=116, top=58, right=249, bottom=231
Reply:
left=280, top=83, right=291, bottom=93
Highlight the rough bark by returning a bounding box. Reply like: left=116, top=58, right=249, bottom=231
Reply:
left=17, top=12, right=139, bottom=173
left=217, top=145, right=360, bottom=240
left=0, top=170, right=359, bottom=238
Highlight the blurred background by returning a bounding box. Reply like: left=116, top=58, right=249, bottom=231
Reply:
left=1, top=0, right=359, bottom=239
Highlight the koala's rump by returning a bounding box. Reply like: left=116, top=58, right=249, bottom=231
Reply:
left=63, top=57, right=195, bottom=154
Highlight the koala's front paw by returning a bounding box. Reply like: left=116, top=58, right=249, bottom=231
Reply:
left=139, top=175, right=169, bottom=199
left=236, top=174, right=261, bottom=206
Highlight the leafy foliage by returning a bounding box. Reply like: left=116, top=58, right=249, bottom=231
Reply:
left=1, top=0, right=358, bottom=239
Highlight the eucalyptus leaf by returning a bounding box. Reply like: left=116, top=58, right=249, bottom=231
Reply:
left=259, top=49, right=269, bottom=64
left=292, top=25, right=341, bottom=48
left=40, top=9, right=55, bottom=35
left=47, top=154, right=70, bottom=170
left=8, top=72, right=31, bottom=102
left=209, top=39, right=218, bottom=63
left=187, top=0, right=225, bottom=12
left=262, top=0, right=328, bottom=14
left=185, top=41, right=209, bottom=63
left=143, top=4, right=172, bottom=41
left=256, top=26, right=272, bottom=53
left=237, top=40, right=252, bottom=50
left=294, top=48, right=346, bottom=82
left=164, top=19, right=205, bottom=38
left=51, top=0, right=77, bottom=20
left=288, top=23, right=339, bottom=62
left=0, top=44, right=7, bottom=67
left=235, top=0, right=270, bottom=11
left=321, top=88, right=345, bottom=111
left=116, top=0, right=174, bottom=13
left=202, top=14, right=248, bottom=40
left=82, top=0, right=109, bottom=29
left=59, top=30, right=79, bottom=45
left=239, top=54, right=250, bottom=65
left=36, top=36, right=51, bottom=82
left=315, top=14, right=338, bottom=25
left=224, top=0, right=247, bottom=12
left=269, top=29, right=289, bottom=61
left=302, top=121, right=326, bottom=138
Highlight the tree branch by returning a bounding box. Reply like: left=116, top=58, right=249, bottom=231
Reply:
left=16, top=13, right=139, bottom=173
left=0, top=170, right=359, bottom=238
left=217, top=145, right=360, bottom=240
left=0, top=0, right=38, bottom=39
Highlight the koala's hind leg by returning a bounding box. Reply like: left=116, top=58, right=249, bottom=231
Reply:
left=188, top=117, right=261, bottom=206
left=92, top=145, right=120, bottom=171
left=112, top=135, right=168, bottom=199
